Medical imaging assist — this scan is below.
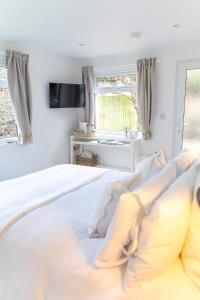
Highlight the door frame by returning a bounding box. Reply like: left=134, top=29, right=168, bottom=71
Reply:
left=173, top=59, right=200, bottom=156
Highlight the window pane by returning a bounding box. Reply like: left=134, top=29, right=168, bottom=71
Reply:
left=95, top=92, right=139, bottom=131
left=183, top=69, right=200, bottom=151
left=0, top=64, right=17, bottom=139
left=0, top=51, right=7, bottom=89
left=96, top=74, right=137, bottom=89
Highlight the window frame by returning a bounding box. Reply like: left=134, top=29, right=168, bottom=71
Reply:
left=0, top=50, right=18, bottom=144
left=93, top=65, right=138, bottom=135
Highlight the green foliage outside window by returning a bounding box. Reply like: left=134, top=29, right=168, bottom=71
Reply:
left=96, top=93, right=139, bottom=131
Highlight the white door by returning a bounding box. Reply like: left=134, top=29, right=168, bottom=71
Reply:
left=174, top=60, right=200, bottom=155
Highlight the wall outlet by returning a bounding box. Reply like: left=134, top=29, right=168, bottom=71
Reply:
left=159, top=113, right=166, bottom=120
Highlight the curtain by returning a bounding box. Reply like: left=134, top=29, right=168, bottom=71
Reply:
left=137, top=58, right=156, bottom=140
left=82, top=66, right=94, bottom=125
left=6, top=50, right=32, bottom=144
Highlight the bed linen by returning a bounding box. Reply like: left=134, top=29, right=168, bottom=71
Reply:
left=124, top=165, right=197, bottom=289
left=0, top=165, right=199, bottom=300
left=94, top=162, right=176, bottom=268
left=182, top=166, right=200, bottom=288
left=0, top=164, right=109, bottom=237
left=88, top=171, right=142, bottom=238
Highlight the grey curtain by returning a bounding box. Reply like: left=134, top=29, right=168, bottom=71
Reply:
left=6, top=50, right=32, bottom=144
left=137, top=58, right=156, bottom=140
left=82, top=66, right=94, bottom=125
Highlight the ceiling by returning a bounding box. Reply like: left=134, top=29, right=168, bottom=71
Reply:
left=0, top=0, right=200, bottom=59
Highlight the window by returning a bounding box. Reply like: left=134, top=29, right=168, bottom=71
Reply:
left=0, top=51, right=17, bottom=141
left=94, top=67, right=139, bottom=133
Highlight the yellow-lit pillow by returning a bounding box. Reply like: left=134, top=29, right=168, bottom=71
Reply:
left=182, top=167, right=200, bottom=288
left=124, top=166, right=197, bottom=290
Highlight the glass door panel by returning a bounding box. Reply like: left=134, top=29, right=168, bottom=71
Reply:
left=183, top=69, right=200, bottom=152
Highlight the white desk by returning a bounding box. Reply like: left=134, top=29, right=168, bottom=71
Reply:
left=70, top=135, right=141, bottom=172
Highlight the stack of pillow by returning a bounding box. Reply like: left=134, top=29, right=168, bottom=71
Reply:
left=88, top=148, right=197, bottom=290
left=88, top=149, right=167, bottom=238
left=182, top=167, right=200, bottom=289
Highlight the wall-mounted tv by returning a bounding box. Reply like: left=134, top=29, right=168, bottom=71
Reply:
left=49, top=83, right=85, bottom=108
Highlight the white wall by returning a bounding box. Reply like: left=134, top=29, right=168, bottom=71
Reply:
left=0, top=41, right=83, bottom=180
left=81, top=42, right=200, bottom=160
left=2, top=40, right=200, bottom=179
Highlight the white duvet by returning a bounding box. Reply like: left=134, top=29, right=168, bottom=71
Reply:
left=0, top=164, right=199, bottom=300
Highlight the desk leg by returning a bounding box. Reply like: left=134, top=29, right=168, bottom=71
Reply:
left=130, top=141, right=135, bottom=171
left=130, top=140, right=140, bottom=171
left=80, top=144, right=83, bottom=154
left=70, top=137, right=74, bottom=164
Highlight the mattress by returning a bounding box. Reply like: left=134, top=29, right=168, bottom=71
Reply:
left=0, top=166, right=199, bottom=300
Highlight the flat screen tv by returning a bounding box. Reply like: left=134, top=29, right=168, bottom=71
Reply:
left=49, top=83, right=85, bottom=108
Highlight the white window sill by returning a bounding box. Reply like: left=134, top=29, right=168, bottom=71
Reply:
left=0, top=137, right=18, bottom=145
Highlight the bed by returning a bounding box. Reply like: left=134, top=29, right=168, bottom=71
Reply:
left=0, top=164, right=199, bottom=300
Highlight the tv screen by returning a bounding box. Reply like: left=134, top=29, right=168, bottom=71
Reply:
left=49, top=83, right=85, bottom=108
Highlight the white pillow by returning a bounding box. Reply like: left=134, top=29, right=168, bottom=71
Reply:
left=135, top=149, right=166, bottom=182
left=94, top=162, right=177, bottom=268
left=182, top=167, right=200, bottom=288
left=89, top=149, right=166, bottom=239
left=94, top=192, right=142, bottom=268
left=133, top=162, right=176, bottom=214
left=171, top=149, right=195, bottom=176
left=124, top=166, right=197, bottom=290
left=88, top=172, right=142, bottom=238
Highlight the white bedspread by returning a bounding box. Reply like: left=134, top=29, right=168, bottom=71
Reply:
left=0, top=165, right=199, bottom=300
left=0, top=164, right=108, bottom=237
